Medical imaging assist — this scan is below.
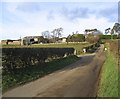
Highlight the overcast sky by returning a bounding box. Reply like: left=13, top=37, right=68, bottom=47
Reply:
left=0, top=0, right=119, bottom=40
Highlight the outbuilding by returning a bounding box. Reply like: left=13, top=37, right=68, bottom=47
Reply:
left=21, top=36, right=41, bottom=45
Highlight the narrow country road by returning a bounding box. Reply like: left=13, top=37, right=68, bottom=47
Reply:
left=3, top=44, right=106, bottom=97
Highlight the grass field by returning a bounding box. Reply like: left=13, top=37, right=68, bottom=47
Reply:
left=2, top=42, right=91, bottom=55
left=2, top=42, right=99, bottom=55
left=97, top=42, right=118, bottom=97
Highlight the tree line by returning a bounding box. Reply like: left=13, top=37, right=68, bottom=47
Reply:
left=39, top=23, right=120, bottom=44
left=105, top=23, right=120, bottom=39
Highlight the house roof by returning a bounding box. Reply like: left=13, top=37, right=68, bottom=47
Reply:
left=62, top=37, right=66, bottom=39
left=23, top=36, right=41, bottom=39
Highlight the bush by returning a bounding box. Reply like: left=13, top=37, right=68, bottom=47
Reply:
left=2, top=55, right=80, bottom=91
left=2, top=48, right=74, bottom=73
left=67, top=34, right=85, bottom=42
left=99, top=35, right=117, bottom=39
left=85, top=33, right=100, bottom=43
left=83, top=42, right=100, bottom=52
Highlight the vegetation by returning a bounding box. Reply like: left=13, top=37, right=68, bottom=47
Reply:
left=86, top=44, right=100, bottom=53
left=105, top=28, right=110, bottom=35
left=85, top=28, right=97, bottom=34
left=2, top=42, right=100, bottom=91
left=97, top=40, right=119, bottom=97
left=2, top=48, right=74, bottom=73
left=67, top=34, right=85, bottom=42
left=2, top=55, right=80, bottom=91
left=85, top=33, right=100, bottom=43
left=99, top=35, right=118, bottom=39
left=41, top=27, right=63, bottom=43
left=104, top=23, right=120, bottom=39
left=1, top=27, right=107, bottom=93
left=2, top=43, right=90, bottom=55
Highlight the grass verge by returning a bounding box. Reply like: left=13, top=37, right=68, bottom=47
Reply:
left=2, top=55, right=80, bottom=92
left=97, top=43, right=118, bottom=97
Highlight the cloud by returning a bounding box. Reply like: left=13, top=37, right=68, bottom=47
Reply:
left=16, top=2, right=41, bottom=12
left=60, top=3, right=118, bottom=22
left=2, top=0, right=120, bottom=2
left=47, top=11, right=55, bottom=20
left=118, top=2, right=120, bottom=22
left=1, top=2, right=118, bottom=40
left=61, top=7, right=93, bottom=21
left=97, top=6, right=118, bottom=22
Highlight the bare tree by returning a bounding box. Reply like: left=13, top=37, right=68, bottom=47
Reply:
left=113, top=23, right=120, bottom=38
left=51, top=29, right=57, bottom=42
left=51, top=27, right=63, bottom=42
left=57, top=27, right=63, bottom=38
left=41, top=31, right=50, bottom=38
left=105, top=28, right=111, bottom=35
left=76, top=31, right=79, bottom=34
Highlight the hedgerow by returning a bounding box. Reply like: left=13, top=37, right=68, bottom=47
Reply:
left=99, top=35, right=117, bottom=39
left=82, top=42, right=100, bottom=52
left=2, top=48, right=74, bottom=74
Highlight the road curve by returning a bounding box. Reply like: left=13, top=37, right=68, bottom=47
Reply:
left=3, top=44, right=106, bottom=97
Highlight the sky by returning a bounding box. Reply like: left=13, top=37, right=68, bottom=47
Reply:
left=0, top=0, right=119, bottom=40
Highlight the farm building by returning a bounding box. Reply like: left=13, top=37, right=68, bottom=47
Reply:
left=62, top=37, right=67, bottom=43
left=21, top=36, right=41, bottom=45
left=1, top=39, right=21, bottom=45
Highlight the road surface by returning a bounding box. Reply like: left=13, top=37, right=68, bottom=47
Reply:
left=3, top=44, right=106, bottom=97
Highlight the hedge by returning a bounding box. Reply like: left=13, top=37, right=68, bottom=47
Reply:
left=99, top=35, right=117, bottom=39
left=67, top=34, right=85, bottom=42
left=2, top=48, right=74, bottom=73
left=103, top=40, right=119, bottom=59
left=83, top=42, right=100, bottom=52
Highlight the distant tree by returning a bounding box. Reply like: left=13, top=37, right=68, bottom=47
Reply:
left=77, top=34, right=85, bottom=42
left=66, top=34, right=70, bottom=44
left=56, top=27, right=63, bottom=38
left=37, top=36, right=48, bottom=43
left=72, top=32, right=74, bottom=35
left=85, top=33, right=100, bottom=43
left=113, top=23, right=120, bottom=38
left=51, top=29, right=57, bottom=43
left=76, top=31, right=79, bottom=34
left=85, top=29, right=88, bottom=35
left=51, top=27, right=63, bottom=43
left=67, top=34, right=85, bottom=42
left=41, top=31, right=50, bottom=38
left=85, top=29, right=98, bottom=35
left=113, top=23, right=120, bottom=34
left=84, top=28, right=102, bottom=42
left=43, top=38, right=49, bottom=43
left=105, top=28, right=111, bottom=35
left=111, top=29, right=114, bottom=39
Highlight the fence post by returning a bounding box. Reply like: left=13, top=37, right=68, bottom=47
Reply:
left=74, top=50, right=77, bottom=55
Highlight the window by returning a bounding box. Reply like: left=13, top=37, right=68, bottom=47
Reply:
left=30, top=39, right=34, bottom=42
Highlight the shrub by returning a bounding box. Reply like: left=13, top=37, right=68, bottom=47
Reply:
left=85, top=33, right=100, bottom=43
left=83, top=42, right=100, bottom=52
left=99, top=35, right=117, bottom=39
left=67, top=34, right=85, bottom=42
left=2, top=48, right=74, bottom=74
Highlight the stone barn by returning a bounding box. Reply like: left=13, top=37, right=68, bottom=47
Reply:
left=21, top=36, right=41, bottom=45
